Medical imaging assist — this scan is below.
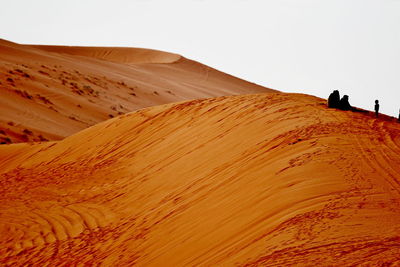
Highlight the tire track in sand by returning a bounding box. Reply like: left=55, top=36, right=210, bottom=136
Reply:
left=352, top=118, right=400, bottom=195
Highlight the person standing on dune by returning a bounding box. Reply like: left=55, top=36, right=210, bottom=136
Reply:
left=398, top=109, right=400, bottom=122
left=374, top=100, right=380, bottom=117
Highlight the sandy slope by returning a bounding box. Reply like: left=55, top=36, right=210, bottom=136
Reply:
left=0, top=39, right=274, bottom=144
left=1, top=93, right=400, bottom=266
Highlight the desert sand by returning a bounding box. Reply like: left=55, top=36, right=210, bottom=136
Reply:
left=1, top=91, right=400, bottom=265
left=1, top=39, right=400, bottom=266
left=0, top=39, right=274, bottom=144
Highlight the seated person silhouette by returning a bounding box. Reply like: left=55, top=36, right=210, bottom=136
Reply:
left=328, top=90, right=340, bottom=108
left=338, top=95, right=352, bottom=111
left=374, top=100, right=380, bottom=117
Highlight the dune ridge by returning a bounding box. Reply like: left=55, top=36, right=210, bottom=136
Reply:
left=30, top=45, right=182, bottom=64
left=1, top=93, right=400, bottom=266
left=0, top=39, right=275, bottom=144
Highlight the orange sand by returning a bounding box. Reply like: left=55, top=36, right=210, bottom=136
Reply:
left=0, top=39, right=274, bottom=143
left=1, top=93, right=400, bottom=265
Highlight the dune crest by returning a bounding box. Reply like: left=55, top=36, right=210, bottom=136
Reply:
left=1, top=93, right=400, bottom=265
left=30, top=45, right=182, bottom=64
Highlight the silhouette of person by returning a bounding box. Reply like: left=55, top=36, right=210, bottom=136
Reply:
left=398, top=109, right=400, bottom=122
left=338, top=95, right=352, bottom=111
left=328, top=90, right=340, bottom=108
left=374, top=100, right=380, bottom=117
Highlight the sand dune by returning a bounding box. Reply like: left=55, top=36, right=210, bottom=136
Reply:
left=1, top=93, right=400, bottom=266
left=0, top=39, right=274, bottom=144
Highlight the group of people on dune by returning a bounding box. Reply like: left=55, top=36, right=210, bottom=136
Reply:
left=327, top=90, right=353, bottom=111
left=328, top=90, right=400, bottom=122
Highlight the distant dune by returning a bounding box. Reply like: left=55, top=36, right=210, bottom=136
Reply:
left=1, top=93, right=400, bottom=265
left=0, top=39, right=275, bottom=144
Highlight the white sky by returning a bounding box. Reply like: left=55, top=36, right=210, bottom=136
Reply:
left=1, top=0, right=399, bottom=116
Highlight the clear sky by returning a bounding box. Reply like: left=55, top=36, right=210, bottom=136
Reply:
left=1, top=0, right=399, bottom=116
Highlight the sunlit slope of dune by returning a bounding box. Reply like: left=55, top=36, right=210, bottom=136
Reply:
left=1, top=93, right=400, bottom=266
left=0, top=39, right=274, bottom=144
